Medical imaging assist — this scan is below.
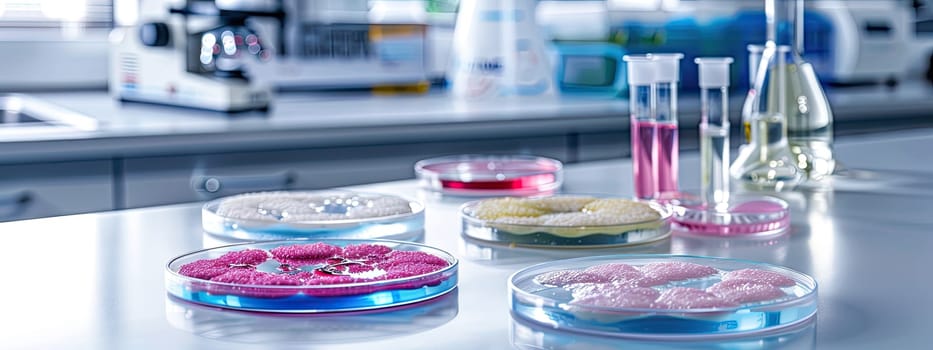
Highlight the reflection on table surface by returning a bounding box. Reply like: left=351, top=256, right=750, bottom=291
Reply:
left=165, top=289, right=459, bottom=345
left=459, top=234, right=673, bottom=267
left=510, top=316, right=817, bottom=350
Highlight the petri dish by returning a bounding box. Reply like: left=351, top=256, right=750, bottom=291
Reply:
left=202, top=191, right=424, bottom=242
left=509, top=255, right=817, bottom=340
left=460, top=195, right=672, bottom=248
left=415, top=155, right=563, bottom=196
left=669, top=193, right=790, bottom=237
left=165, top=239, right=458, bottom=313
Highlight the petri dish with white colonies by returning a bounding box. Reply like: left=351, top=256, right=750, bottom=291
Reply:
left=202, top=191, right=424, bottom=242
left=415, top=155, right=563, bottom=196
left=165, top=239, right=458, bottom=313
left=509, top=255, right=817, bottom=339
left=461, top=195, right=671, bottom=248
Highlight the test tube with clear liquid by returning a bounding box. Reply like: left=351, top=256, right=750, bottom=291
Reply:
left=698, top=58, right=732, bottom=211
left=652, top=54, right=683, bottom=197
left=623, top=55, right=657, bottom=199
left=671, top=57, right=790, bottom=236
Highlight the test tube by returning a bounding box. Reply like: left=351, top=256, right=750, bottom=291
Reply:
left=696, top=57, right=733, bottom=211
left=651, top=53, right=683, bottom=197
left=623, top=55, right=656, bottom=199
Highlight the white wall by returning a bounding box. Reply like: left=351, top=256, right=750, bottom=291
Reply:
left=0, top=32, right=109, bottom=90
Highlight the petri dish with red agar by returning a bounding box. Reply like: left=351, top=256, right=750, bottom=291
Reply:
left=165, top=239, right=458, bottom=313
left=509, top=255, right=817, bottom=339
left=460, top=195, right=671, bottom=248
left=415, top=155, right=563, bottom=196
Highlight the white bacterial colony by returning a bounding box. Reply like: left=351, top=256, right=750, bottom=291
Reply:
left=216, top=192, right=413, bottom=222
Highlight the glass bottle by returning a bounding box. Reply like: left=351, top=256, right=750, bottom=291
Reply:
left=449, top=0, right=555, bottom=99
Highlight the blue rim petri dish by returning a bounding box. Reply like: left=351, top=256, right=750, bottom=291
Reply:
left=166, top=239, right=458, bottom=313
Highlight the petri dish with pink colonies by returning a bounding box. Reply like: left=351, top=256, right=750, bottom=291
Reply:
left=509, top=255, right=817, bottom=339
left=165, top=239, right=458, bottom=313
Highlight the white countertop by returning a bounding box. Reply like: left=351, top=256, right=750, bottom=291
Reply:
left=3, top=128, right=932, bottom=349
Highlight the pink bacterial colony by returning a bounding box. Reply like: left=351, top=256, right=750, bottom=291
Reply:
left=537, top=263, right=794, bottom=310
left=176, top=243, right=450, bottom=298
left=723, top=268, right=797, bottom=287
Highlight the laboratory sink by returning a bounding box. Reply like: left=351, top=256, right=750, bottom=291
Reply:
left=0, top=94, right=98, bottom=137
left=1, top=111, right=46, bottom=125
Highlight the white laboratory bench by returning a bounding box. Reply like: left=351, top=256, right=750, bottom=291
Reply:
left=3, top=128, right=932, bottom=349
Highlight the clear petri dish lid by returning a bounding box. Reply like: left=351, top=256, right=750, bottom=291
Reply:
left=202, top=190, right=424, bottom=242
left=460, top=195, right=672, bottom=248
left=415, top=155, right=563, bottom=197
left=165, top=239, right=458, bottom=313
left=667, top=193, right=791, bottom=237
left=509, top=254, right=817, bottom=339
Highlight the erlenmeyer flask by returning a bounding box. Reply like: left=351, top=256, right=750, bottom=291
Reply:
left=736, top=0, right=835, bottom=189
left=782, top=0, right=835, bottom=182
left=731, top=0, right=804, bottom=192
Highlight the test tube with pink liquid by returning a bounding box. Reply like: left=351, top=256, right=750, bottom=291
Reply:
left=624, top=53, right=683, bottom=200
left=623, top=55, right=657, bottom=199
left=652, top=54, right=684, bottom=198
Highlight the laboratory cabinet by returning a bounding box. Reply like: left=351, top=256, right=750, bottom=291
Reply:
left=122, top=135, right=570, bottom=208
left=0, top=160, right=113, bottom=221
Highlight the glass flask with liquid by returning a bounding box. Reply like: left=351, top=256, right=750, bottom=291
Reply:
left=739, top=0, right=835, bottom=184
left=732, top=0, right=807, bottom=192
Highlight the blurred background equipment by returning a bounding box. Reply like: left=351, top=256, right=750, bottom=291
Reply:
left=811, top=0, right=912, bottom=86
left=111, top=0, right=432, bottom=101
left=250, top=0, right=431, bottom=91
left=109, top=0, right=277, bottom=112
left=535, top=0, right=915, bottom=90
left=538, top=1, right=627, bottom=96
